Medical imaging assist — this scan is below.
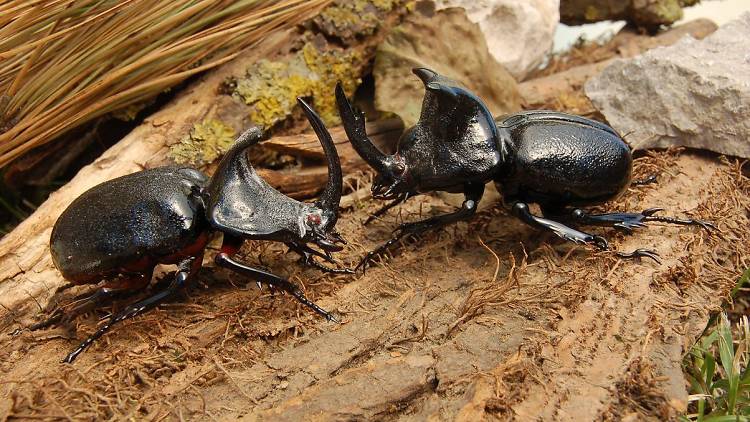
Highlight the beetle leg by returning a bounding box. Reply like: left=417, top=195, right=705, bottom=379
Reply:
left=215, top=252, right=337, bottom=322
left=19, top=274, right=152, bottom=334
left=614, top=248, right=662, bottom=263
left=357, top=184, right=484, bottom=271
left=512, top=202, right=606, bottom=246
left=62, top=257, right=199, bottom=364
left=364, top=193, right=409, bottom=225
left=286, top=242, right=354, bottom=275
left=512, top=202, right=660, bottom=264
left=631, top=175, right=658, bottom=186
left=569, top=207, right=714, bottom=233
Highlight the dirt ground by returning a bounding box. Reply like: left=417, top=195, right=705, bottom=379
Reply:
left=0, top=148, right=747, bottom=421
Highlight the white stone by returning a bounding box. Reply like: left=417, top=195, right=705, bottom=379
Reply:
left=585, top=13, right=750, bottom=158
left=434, top=0, right=560, bottom=81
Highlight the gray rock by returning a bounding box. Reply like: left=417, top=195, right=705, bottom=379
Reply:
left=374, top=6, right=521, bottom=128
left=585, top=13, right=750, bottom=158
left=435, top=0, right=559, bottom=81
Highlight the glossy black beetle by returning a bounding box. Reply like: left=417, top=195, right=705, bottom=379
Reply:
left=336, top=68, right=711, bottom=269
left=30, top=99, right=349, bottom=363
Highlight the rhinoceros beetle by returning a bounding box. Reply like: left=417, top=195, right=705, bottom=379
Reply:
left=27, top=98, right=349, bottom=363
left=335, top=68, right=712, bottom=270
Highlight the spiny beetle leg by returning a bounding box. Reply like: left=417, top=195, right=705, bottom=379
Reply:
left=357, top=218, right=444, bottom=271
left=512, top=201, right=660, bottom=263
left=364, top=194, right=409, bottom=226
left=631, top=174, right=658, bottom=186
left=286, top=242, right=354, bottom=274
left=639, top=208, right=715, bottom=231
left=513, top=202, right=601, bottom=245
left=215, top=252, right=337, bottom=322
left=304, top=258, right=355, bottom=275
left=62, top=257, right=198, bottom=363
left=355, top=236, right=403, bottom=273
left=614, top=248, right=661, bottom=264
left=14, top=274, right=151, bottom=336
left=357, top=184, right=483, bottom=272
left=28, top=289, right=121, bottom=333
left=570, top=207, right=715, bottom=233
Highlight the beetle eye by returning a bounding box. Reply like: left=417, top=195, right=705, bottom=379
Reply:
left=392, top=162, right=405, bottom=175
left=307, top=214, right=322, bottom=226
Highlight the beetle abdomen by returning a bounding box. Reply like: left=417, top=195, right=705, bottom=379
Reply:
left=50, top=167, right=208, bottom=282
left=496, top=112, right=632, bottom=207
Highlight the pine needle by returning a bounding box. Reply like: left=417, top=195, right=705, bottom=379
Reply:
left=0, top=0, right=332, bottom=168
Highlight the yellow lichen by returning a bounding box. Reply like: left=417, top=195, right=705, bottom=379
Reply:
left=318, top=0, right=403, bottom=39
left=169, top=119, right=236, bottom=166
left=233, top=42, right=362, bottom=128
left=320, top=5, right=360, bottom=28
left=639, top=0, right=683, bottom=23
left=584, top=5, right=601, bottom=21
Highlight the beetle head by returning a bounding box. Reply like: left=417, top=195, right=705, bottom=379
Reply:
left=300, top=207, right=345, bottom=254
left=205, top=101, right=346, bottom=260
left=334, top=83, right=416, bottom=201
left=370, top=153, right=412, bottom=200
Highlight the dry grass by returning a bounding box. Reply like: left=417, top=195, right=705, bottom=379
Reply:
left=0, top=0, right=332, bottom=168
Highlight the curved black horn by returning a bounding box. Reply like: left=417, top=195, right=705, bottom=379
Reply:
left=297, top=98, right=342, bottom=223
left=334, top=83, right=389, bottom=173
left=412, top=67, right=438, bottom=88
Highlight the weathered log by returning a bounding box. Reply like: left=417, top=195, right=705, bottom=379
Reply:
left=262, top=118, right=402, bottom=161
left=258, top=119, right=402, bottom=198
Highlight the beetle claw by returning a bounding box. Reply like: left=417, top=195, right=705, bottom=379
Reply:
left=591, top=235, right=609, bottom=250
left=355, top=255, right=371, bottom=273
left=638, top=208, right=714, bottom=232
left=616, top=248, right=661, bottom=264
left=641, top=207, right=664, bottom=216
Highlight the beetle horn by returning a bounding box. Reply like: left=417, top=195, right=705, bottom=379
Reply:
left=297, top=98, right=343, bottom=224
left=334, top=83, right=389, bottom=174
left=413, top=67, right=438, bottom=88
left=413, top=67, right=460, bottom=98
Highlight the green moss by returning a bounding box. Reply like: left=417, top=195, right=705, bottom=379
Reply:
left=233, top=42, right=362, bottom=128
left=169, top=119, right=235, bottom=166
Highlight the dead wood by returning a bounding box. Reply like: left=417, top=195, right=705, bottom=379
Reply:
left=262, top=118, right=402, bottom=161
left=258, top=118, right=403, bottom=198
